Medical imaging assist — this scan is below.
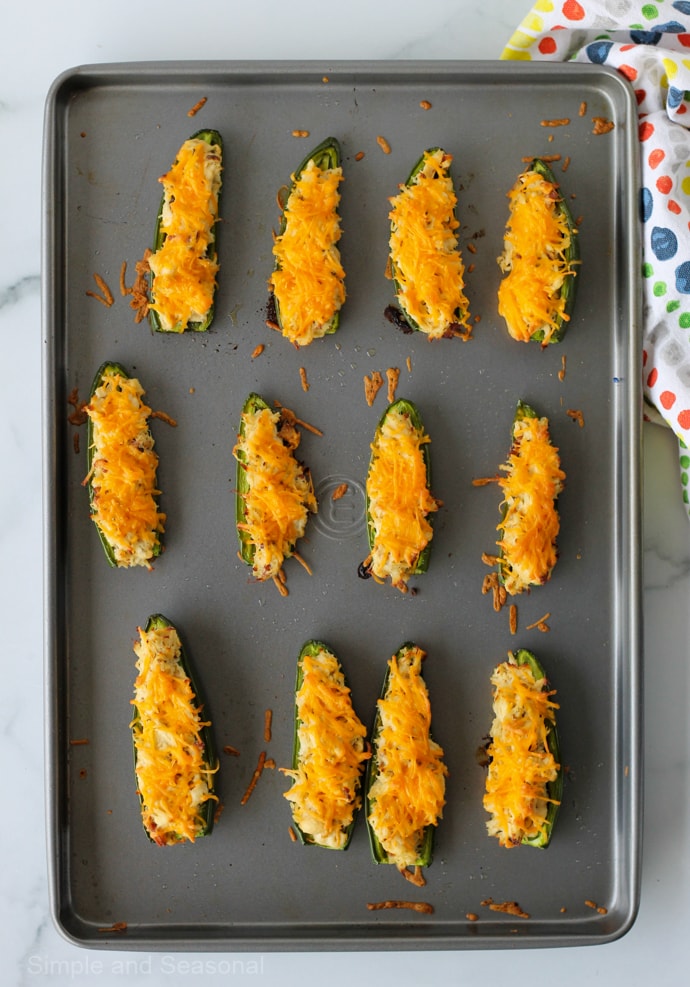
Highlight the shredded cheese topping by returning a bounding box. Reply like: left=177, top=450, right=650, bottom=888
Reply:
left=366, top=406, right=439, bottom=592
left=131, top=622, right=217, bottom=845
left=281, top=647, right=370, bottom=849
left=367, top=646, right=447, bottom=869
left=85, top=370, right=165, bottom=568
left=498, top=413, right=565, bottom=595
left=234, top=406, right=317, bottom=582
left=497, top=168, right=576, bottom=343
left=148, top=137, right=222, bottom=332
left=270, top=158, right=345, bottom=345
left=483, top=658, right=560, bottom=847
left=388, top=149, right=470, bottom=338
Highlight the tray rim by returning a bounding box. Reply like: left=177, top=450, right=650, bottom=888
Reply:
left=41, top=58, right=643, bottom=951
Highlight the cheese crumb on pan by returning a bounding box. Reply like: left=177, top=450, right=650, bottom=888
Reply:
left=592, top=117, right=614, bottom=135
left=386, top=367, right=400, bottom=404
left=131, top=621, right=217, bottom=845
left=388, top=148, right=470, bottom=339
left=84, top=368, right=165, bottom=569
left=367, top=899, right=434, bottom=914
left=240, top=750, right=267, bottom=805
left=281, top=646, right=370, bottom=849
left=270, top=158, right=345, bottom=346
left=85, top=272, right=114, bottom=307
left=483, top=656, right=560, bottom=848
left=187, top=96, right=207, bottom=117
left=364, top=370, right=384, bottom=406
left=148, top=136, right=222, bottom=332
left=481, top=897, right=531, bottom=919
left=367, top=646, right=447, bottom=871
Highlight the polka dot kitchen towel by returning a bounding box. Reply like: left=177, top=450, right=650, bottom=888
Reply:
left=503, top=1, right=690, bottom=514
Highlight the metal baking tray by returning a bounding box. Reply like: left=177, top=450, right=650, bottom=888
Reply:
left=42, top=60, right=642, bottom=950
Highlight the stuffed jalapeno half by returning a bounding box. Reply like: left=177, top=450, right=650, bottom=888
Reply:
left=362, top=399, right=440, bottom=593
left=281, top=641, right=370, bottom=849
left=131, top=614, right=218, bottom=845
left=365, top=644, right=447, bottom=881
left=386, top=147, right=471, bottom=340
left=495, top=400, right=565, bottom=596
left=233, top=393, right=317, bottom=595
left=147, top=129, right=223, bottom=333
left=497, top=157, right=579, bottom=345
left=83, top=361, right=165, bottom=569
left=268, top=137, right=345, bottom=346
left=483, top=649, right=562, bottom=848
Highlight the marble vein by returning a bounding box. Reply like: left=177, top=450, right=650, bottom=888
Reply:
left=0, top=274, right=40, bottom=311
left=644, top=545, right=690, bottom=591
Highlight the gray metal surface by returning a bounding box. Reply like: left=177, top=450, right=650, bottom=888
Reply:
left=42, top=60, right=642, bottom=950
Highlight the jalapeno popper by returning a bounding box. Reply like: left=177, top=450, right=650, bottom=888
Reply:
left=147, top=129, right=223, bottom=333
left=362, top=399, right=440, bottom=593
left=268, top=137, right=345, bottom=346
left=281, top=641, right=370, bottom=850
left=497, top=157, right=579, bottom=345
left=233, top=393, right=318, bottom=595
left=366, top=644, right=447, bottom=883
left=131, top=615, right=218, bottom=845
left=483, top=649, right=562, bottom=848
left=83, top=362, right=165, bottom=569
left=386, top=147, right=471, bottom=340
left=495, top=401, right=565, bottom=596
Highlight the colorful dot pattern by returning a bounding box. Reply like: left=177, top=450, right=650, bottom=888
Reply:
left=503, top=1, right=690, bottom=515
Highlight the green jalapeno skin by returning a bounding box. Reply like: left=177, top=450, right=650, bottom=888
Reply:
left=511, top=158, right=579, bottom=345
left=85, top=361, right=162, bottom=567
left=234, top=392, right=270, bottom=567
left=496, top=399, right=536, bottom=591
left=388, top=147, right=469, bottom=335
left=364, top=643, right=436, bottom=868
left=289, top=137, right=341, bottom=196
left=234, top=392, right=316, bottom=582
left=389, top=147, right=441, bottom=335
left=271, top=137, right=343, bottom=337
left=364, top=399, right=434, bottom=578
left=131, top=614, right=218, bottom=843
left=86, top=361, right=128, bottom=567
left=511, top=648, right=562, bottom=848
left=289, top=640, right=363, bottom=850
left=496, top=399, right=560, bottom=591
left=148, top=129, right=223, bottom=334
left=530, top=158, right=579, bottom=344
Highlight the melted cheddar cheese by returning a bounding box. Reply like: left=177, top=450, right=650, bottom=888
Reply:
left=131, top=622, right=217, bottom=845
left=85, top=370, right=165, bottom=569
left=483, top=658, right=560, bottom=847
left=498, top=413, right=565, bottom=595
left=270, top=159, right=345, bottom=346
left=281, top=647, right=370, bottom=849
left=148, top=137, right=222, bottom=332
left=367, top=646, right=447, bottom=869
left=497, top=168, right=576, bottom=343
left=234, top=406, right=317, bottom=583
left=388, top=149, right=470, bottom=339
left=366, top=406, right=439, bottom=592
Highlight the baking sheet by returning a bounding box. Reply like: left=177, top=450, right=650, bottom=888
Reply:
left=42, top=60, right=642, bottom=950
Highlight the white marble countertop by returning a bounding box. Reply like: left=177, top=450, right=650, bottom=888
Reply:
left=2, top=0, right=689, bottom=983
